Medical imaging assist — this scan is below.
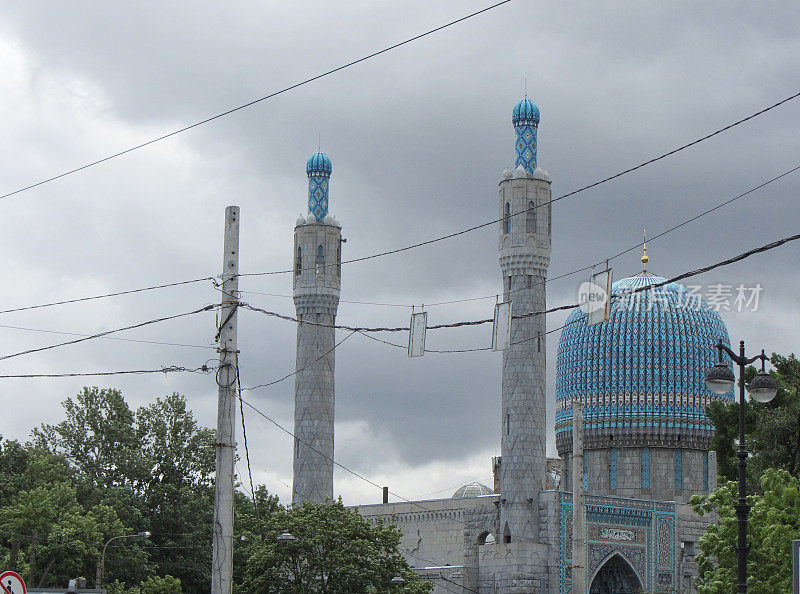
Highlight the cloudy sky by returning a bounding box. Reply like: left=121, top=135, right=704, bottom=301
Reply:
left=0, top=1, right=798, bottom=506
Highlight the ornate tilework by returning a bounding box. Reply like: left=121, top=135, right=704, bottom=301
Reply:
left=555, top=271, right=734, bottom=456
left=306, top=152, right=332, bottom=221
left=641, top=447, right=650, bottom=490
left=609, top=448, right=618, bottom=490
left=560, top=492, right=677, bottom=593
left=513, top=99, right=540, bottom=174
left=674, top=449, right=683, bottom=491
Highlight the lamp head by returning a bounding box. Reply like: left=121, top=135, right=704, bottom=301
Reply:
left=705, top=362, right=735, bottom=395
left=748, top=369, right=778, bottom=403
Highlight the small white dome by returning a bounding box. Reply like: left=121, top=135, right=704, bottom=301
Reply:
left=452, top=482, right=494, bottom=499
left=531, top=167, right=551, bottom=182
left=296, top=215, right=306, bottom=226
left=323, top=214, right=334, bottom=225
left=501, top=168, right=513, bottom=180
left=331, top=216, right=341, bottom=228
left=514, top=164, right=528, bottom=179
left=305, top=214, right=317, bottom=224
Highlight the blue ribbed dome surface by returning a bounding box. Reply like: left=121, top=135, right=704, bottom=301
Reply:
left=555, top=271, right=733, bottom=454
left=306, top=152, right=332, bottom=175
left=512, top=99, right=540, bottom=124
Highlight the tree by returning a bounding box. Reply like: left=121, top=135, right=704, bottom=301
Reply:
left=32, top=388, right=141, bottom=493
left=242, top=500, right=432, bottom=594
left=706, top=352, right=800, bottom=488
left=691, top=469, right=800, bottom=593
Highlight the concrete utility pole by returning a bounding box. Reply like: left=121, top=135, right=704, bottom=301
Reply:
left=212, top=206, right=239, bottom=594
left=572, top=400, right=587, bottom=594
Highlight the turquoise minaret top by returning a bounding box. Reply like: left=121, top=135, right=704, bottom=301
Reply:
left=306, top=152, right=332, bottom=221
left=512, top=98, right=540, bottom=174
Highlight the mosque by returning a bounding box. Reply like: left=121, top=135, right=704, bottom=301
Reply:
left=288, top=97, right=733, bottom=593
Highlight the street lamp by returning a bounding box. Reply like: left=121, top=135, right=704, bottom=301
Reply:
left=97, top=531, right=151, bottom=587
left=704, top=340, right=778, bottom=593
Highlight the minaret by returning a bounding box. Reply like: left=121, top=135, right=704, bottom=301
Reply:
left=292, top=151, right=342, bottom=505
left=498, top=98, right=551, bottom=543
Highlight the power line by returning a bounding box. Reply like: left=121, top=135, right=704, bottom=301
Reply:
left=235, top=355, right=258, bottom=510
left=241, top=330, right=357, bottom=391
left=0, top=1, right=514, bottom=202
left=0, top=277, right=216, bottom=316
left=240, top=230, right=800, bottom=335
left=238, top=91, right=800, bottom=279
left=0, top=304, right=216, bottom=362
left=0, top=365, right=212, bottom=379
left=0, top=322, right=216, bottom=350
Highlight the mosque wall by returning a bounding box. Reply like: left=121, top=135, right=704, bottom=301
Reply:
left=580, top=447, right=717, bottom=503
left=356, top=496, right=500, bottom=594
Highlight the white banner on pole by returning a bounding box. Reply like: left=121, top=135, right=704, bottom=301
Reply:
left=408, top=311, right=427, bottom=358
left=492, top=301, right=512, bottom=351
left=582, top=268, right=613, bottom=327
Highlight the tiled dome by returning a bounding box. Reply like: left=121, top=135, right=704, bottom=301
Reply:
left=452, top=482, right=494, bottom=499
left=555, top=271, right=734, bottom=454
left=306, top=152, right=332, bottom=175
left=512, top=98, right=540, bottom=124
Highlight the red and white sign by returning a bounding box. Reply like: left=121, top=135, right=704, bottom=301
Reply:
left=0, top=571, right=26, bottom=594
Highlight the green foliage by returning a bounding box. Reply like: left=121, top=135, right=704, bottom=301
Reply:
left=706, top=352, right=800, bottom=488
left=691, top=469, right=800, bottom=593
left=241, top=500, right=433, bottom=594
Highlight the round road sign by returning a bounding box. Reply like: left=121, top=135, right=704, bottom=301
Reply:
left=0, top=571, right=26, bottom=594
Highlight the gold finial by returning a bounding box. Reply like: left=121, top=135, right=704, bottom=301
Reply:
left=641, top=228, right=649, bottom=269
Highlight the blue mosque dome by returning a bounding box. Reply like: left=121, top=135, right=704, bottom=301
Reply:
left=306, top=152, right=332, bottom=176
left=512, top=98, right=540, bottom=125
left=555, top=270, right=734, bottom=455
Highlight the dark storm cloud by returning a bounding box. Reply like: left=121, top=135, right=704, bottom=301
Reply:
left=0, top=0, right=798, bottom=502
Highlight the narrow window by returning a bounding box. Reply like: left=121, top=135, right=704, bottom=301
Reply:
left=337, top=243, right=341, bottom=276
left=504, top=202, right=511, bottom=234
left=504, top=276, right=512, bottom=298
left=526, top=200, right=536, bottom=233
left=295, top=246, right=302, bottom=276
left=506, top=414, right=511, bottom=435
left=316, top=245, right=325, bottom=274
left=703, top=451, right=709, bottom=492
left=537, top=331, right=542, bottom=352
left=564, top=456, right=570, bottom=491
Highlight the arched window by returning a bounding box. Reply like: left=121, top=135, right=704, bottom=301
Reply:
left=504, top=202, right=511, bottom=234
left=526, top=200, right=536, bottom=233
left=316, top=245, right=325, bottom=274
left=295, top=247, right=302, bottom=276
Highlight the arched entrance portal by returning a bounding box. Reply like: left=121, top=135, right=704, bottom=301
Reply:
left=589, top=554, right=642, bottom=594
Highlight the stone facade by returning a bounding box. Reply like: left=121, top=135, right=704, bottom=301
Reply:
left=497, top=169, right=552, bottom=545
left=291, top=205, right=342, bottom=504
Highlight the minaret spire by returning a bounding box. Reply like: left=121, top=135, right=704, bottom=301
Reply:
left=641, top=228, right=649, bottom=270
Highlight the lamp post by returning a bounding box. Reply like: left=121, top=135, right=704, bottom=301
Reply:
left=704, top=340, right=778, bottom=593
left=97, top=531, right=151, bottom=587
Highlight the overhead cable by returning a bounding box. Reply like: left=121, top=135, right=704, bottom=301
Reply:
left=0, top=322, right=216, bottom=350
left=0, top=304, right=216, bottom=362
left=240, top=230, right=800, bottom=334
left=238, top=93, right=800, bottom=279
left=0, top=276, right=216, bottom=316
left=0, top=365, right=213, bottom=379
left=0, top=1, right=514, bottom=201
